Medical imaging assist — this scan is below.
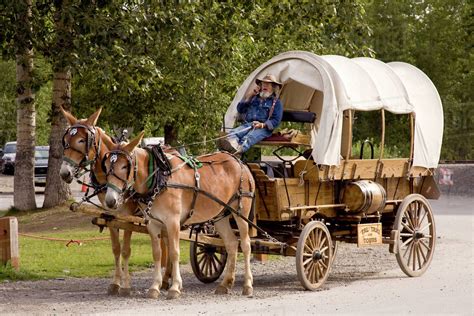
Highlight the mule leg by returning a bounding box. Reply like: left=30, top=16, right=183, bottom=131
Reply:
left=119, top=230, right=133, bottom=296
left=233, top=212, right=254, bottom=296
left=108, top=227, right=122, bottom=295
left=213, top=217, right=239, bottom=295
left=166, top=221, right=183, bottom=299
left=147, top=226, right=163, bottom=299
left=161, top=236, right=172, bottom=290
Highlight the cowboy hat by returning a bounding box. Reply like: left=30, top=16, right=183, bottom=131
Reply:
left=256, top=74, right=282, bottom=87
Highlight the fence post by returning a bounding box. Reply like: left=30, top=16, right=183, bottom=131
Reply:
left=0, top=217, right=19, bottom=270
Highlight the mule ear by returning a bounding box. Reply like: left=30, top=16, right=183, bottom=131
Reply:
left=98, top=128, right=116, bottom=150
left=60, top=106, right=77, bottom=126
left=85, top=107, right=102, bottom=126
left=122, top=131, right=145, bottom=153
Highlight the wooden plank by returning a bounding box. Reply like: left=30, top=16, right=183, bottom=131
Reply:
left=0, top=217, right=19, bottom=270
left=379, top=159, right=409, bottom=178
left=71, top=203, right=147, bottom=224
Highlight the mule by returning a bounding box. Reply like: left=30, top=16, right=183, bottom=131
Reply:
left=102, top=132, right=256, bottom=299
left=59, top=108, right=172, bottom=297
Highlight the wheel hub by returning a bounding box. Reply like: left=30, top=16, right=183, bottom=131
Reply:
left=312, top=250, right=323, bottom=261
left=414, top=231, right=424, bottom=240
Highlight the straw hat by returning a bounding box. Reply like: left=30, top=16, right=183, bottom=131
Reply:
left=256, top=74, right=282, bottom=87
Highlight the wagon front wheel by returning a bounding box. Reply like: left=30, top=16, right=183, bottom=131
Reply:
left=394, top=194, right=436, bottom=277
left=190, top=242, right=228, bottom=283
left=296, top=221, right=333, bottom=290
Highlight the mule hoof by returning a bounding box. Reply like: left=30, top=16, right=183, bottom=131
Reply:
left=148, top=289, right=160, bottom=299
left=119, top=287, right=131, bottom=297
left=107, top=284, right=120, bottom=295
left=214, top=285, right=229, bottom=295
left=166, top=289, right=180, bottom=300
left=242, top=286, right=253, bottom=297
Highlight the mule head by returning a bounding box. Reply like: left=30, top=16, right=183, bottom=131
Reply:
left=104, top=131, right=144, bottom=209
left=60, top=107, right=103, bottom=183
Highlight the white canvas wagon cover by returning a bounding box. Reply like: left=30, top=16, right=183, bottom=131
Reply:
left=224, top=51, right=443, bottom=168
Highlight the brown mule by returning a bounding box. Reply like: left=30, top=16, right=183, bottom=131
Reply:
left=60, top=109, right=172, bottom=297
left=103, top=132, right=256, bottom=299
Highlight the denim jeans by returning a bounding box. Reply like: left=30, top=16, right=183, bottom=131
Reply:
left=228, top=122, right=272, bottom=153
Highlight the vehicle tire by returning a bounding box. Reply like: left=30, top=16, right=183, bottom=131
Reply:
left=393, top=194, right=436, bottom=277
left=296, top=221, right=333, bottom=290
left=190, top=241, right=228, bottom=283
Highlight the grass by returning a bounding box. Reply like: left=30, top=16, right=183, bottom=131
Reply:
left=0, top=228, right=191, bottom=281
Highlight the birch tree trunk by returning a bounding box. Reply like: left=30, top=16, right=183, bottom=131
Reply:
left=13, top=0, right=36, bottom=211
left=43, top=70, right=72, bottom=208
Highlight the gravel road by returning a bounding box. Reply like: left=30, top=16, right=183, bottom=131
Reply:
left=0, top=194, right=472, bottom=315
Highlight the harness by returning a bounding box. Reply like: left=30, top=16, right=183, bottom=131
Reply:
left=103, top=146, right=261, bottom=232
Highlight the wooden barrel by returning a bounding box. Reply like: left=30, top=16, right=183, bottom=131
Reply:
left=341, top=180, right=386, bottom=214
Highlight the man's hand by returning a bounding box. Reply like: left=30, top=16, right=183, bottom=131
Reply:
left=252, top=121, right=266, bottom=129
left=244, top=84, right=260, bottom=100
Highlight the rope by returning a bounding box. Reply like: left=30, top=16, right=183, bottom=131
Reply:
left=18, top=232, right=110, bottom=247
left=168, top=125, right=253, bottom=150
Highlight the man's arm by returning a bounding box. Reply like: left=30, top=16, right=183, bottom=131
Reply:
left=264, top=99, right=283, bottom=130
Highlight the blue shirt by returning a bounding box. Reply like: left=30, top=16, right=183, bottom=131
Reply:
left=237, top=95, right=283, bottom=130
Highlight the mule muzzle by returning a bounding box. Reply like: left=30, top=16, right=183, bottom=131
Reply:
left=60, top=162, right=74, bottom=184
left=105, top=189, right=120, bottom=209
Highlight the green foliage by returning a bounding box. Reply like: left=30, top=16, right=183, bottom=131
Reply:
left=366, top=0, right=473, bottom=160
left=1, top=0, right=470, bottom=161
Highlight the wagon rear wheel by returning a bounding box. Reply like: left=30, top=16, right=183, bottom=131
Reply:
left=394, top=194, right=436, bottom=277
left=296, top=221, right=333, bottom=290
left=190, top=242, right=228, bottom=283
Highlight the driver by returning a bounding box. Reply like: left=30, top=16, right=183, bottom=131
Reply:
left=219, top=74, right=283, bottom=154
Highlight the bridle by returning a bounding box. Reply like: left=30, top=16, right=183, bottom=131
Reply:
left=102, top=149, right=137, bottom=194
left=62, top=123, right=100, bottom=177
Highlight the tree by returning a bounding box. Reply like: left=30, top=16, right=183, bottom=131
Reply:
left=1, top=0, right=38, bottom=210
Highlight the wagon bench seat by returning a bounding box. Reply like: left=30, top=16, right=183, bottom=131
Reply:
left=258, top=110, right=315, bottom=147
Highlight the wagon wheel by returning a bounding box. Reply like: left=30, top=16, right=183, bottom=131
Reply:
left=296, top=221, right=333, bottom=290
left=394, top=194, right=436, bottom=277
left=190, top=242, right=228, bottom=283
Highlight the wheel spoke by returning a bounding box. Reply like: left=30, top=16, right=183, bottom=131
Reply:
left=419, top=222, right=432, bottom=233
left=320, top=237, right=327, bottom=250
left=415, top=243, right=423, bottom=270
left=316, top=228, right=323, bottom=248
left=196, top=249, right=206, bottom=256
left=304, top=243, right=314, bottom=254
left=419, top=239, right=431, bottom=252
left=320, top=260, right=328, bottom=270
left=197, top=253, right=206, bottom=266
left=406, top=209, right=416, bottom=230
left=400, top=233, right=413, bottom=237
left=418, top=207, right=428, bottom=226
left=401, top=236, right=414, bottom=248
left=320, top=246, right=329, bottom=253
left=203, top=256, right=210, bottom=276
left=213, top=254, right=223, bottom=266
left=401, top=221, right=415, bottom=234
left=307, top=231, right=315, bottom=250
left=404, top=240, right=414, bottom=260
left=303, top=257, right=313, bottom=266
left=210, top=255, right=218, bottom=275
left=317, top=263, right=324, bottom=282
left=408, top=243, right=416, bottom=271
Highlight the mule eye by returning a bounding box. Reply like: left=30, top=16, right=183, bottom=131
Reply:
left=121, top=166, right=127, bottom=170
left=78, top=139, right=85, bottom=143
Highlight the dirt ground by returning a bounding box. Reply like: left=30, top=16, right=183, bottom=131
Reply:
left=0, top=175, right=472, bottom=315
